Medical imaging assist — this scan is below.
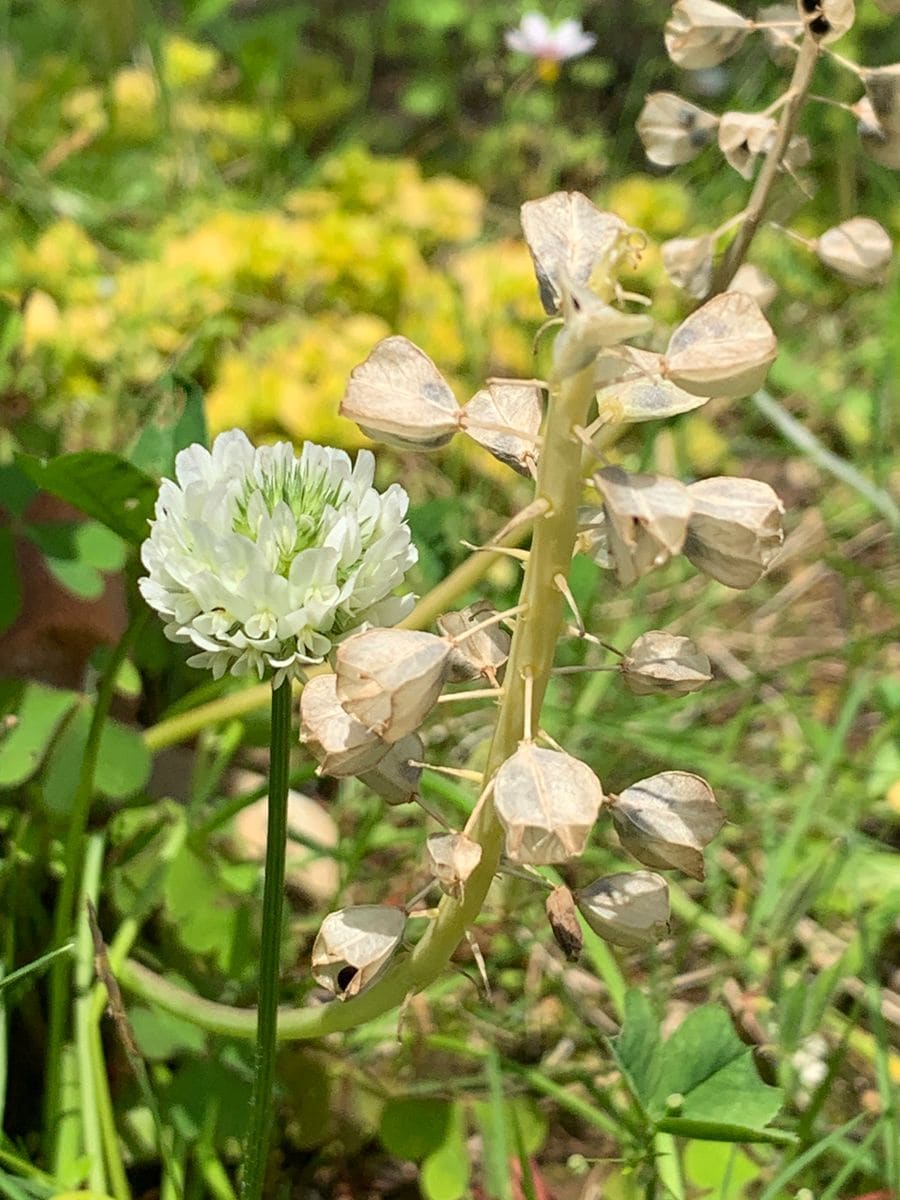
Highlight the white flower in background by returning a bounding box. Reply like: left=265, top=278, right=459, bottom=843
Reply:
left=139, top=430, right=417, bottom=686
left=505, top=13, right=596, bottom=80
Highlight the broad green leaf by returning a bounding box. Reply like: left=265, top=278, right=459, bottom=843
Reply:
left=0, top=529, right=21, bottom=634
left=0, top=463, right=37, bottom=518
left=43, top=706, right=151, bottom=816
left=16, top=452, right=157, bottom=544
left=129, top=376, right=207, bottom=478
left=650, top=1004, right=755, bottom=1115
left=379, top=1098, right=452, bottom=1160
left=75, top=522, right=127, bottom=573
left=0, top=683, right=78, bottom=788
left=44, top=556, right=104, bottom=600
left=607, top=989, right=662, bottom=1113
left=164, top=1056, right=251, bottom=1143
left=420, top=1102, right=469, bottom=1200
left=683, top=1141, right=762, bottom=1200
left=128, top=1006, right=207, bottom=1060
left=162, top=845, right=248, bottom=972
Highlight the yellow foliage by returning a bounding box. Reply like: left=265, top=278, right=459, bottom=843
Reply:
left=605, top=175, right=692, bottom=239
left=162, top=35, right=221, bottom=90
left=22, top=291, right=62, bottom=353
left=17, top=220, right=101, bottom=301
left=111, top=66, right=160, bottom=141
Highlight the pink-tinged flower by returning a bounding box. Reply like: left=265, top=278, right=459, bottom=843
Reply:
left=505, top=13, right=596, bottom=79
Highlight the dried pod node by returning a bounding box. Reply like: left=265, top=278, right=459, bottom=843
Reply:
left=436, top=601, right=511, bottom=685
left=311, top=904, right=406, bottom=1000
left=358, top=733, right=424, bottom=804
left=685, top=476, right=784, bottom=588
left=461, top=382, right=543, bottom=477
left=718, top=112, right=777, bottom=179
left=340, top=335, right=460, bottom=450
left=520, top=191, right=634, bottom=314
left=661, top=235, right=715, bottom=299
left=594, top=349, right=710, bottom=424
left=426, top=832, right=483, bottom=901
left=575, top=505, right=612, bottom=569
left=855, top=97, right=900, bottom=170
left=664, top=0, right=751, bottom=69
left=729, top=263, right=777, bottom=309
left=299, top=673, right=390, bottom=777
left=759, top=4, right=803, bottom=66
left=546, top=885, right=584, bottom=962
left=576, top=871, right=670, bottom=949
left=611, top=770, right=724, bottom=881
left=334, top=629, right=451, bottom=743
left=815, top=218, right=893, bottom=286
left=663, top=291, right=777, bottom=399
left=553, top=279, right=653, bottom=382
left=594, top=467, right=692, bottom=587
left=621, top=630, right=713, bottom=696
left=797, top=0, right=855, bottom=42
left=636, top=92, right=720, bottom=167
left=493, top=743, right=604, bottom=865
left=861, top=65, right=900, bottom=134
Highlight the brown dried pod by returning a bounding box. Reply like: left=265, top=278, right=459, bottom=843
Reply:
left=815, top=217, right=893, bottom=286
left=663, top=291, right=778, bottom=399
left=729, top=263, right=778, bottom=309
left=426, top=831, right=483, bottom=900
left=797, top=0, right=855, bottom=43
left=576, top=871, right=670, bottom=949
left=461, top=382, right=542, bottom=476
left=299, top=673, right=390, bottom=777
left=546, top=885, right=584, bottom=962
left=436, top=601, right=511, bottom=685
left=718, top=112, right=776, bottom=179
left=855, top=97, right=900, bottom=170
left=611, top=770, right=724, bottom=881
left=594, top=349, right=711, bottom=424
left=520, top=191, right=633, bottom=314
left=621, top=630, right=713, bottom=696
left=358, top=733, right=424, bottom=804
left=340, top=335, right=460, bottom=450
left=664, top=0, right=751, bottom=69
left=335, top=629, right=451, bottom=743
left=661, top=235, right=715, bottom=299
left=493, top=743, right=604, bottom=865
left=311, top=904, right=406, bottom=1000
left=685, top=476, right=784, bottom=588
left=594, top=466, right=692, bottom=587
left=636, top=92, right=720, bottom=167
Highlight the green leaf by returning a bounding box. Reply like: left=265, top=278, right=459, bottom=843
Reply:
left=162, top=845, right=248, bottom=971
left=477, top=1046, right=512, bottom=1200
left=75, top=522, right=127, bottom=573
left=44, top=556, right=104, bottom=600
left=129, top=376, right=207, bottom=478
left=164, top=1056, right=251, bottom=1143
left=0, top=683, right=78, bottom=788
left=16, top=452, right=157, bottom=544
left=0, top=529, right=21, bottom=634
left=0, top=463, right=37, bottom=518
left=607, top=989, right=662, bottom=1113
left=379, top=1098, right=452, bottom=1160
left=42, top=705, right=151, bottom=815
left=128, top=1006, right=207, bottom=1060
left=420, top=1102, right=469, bottom=1200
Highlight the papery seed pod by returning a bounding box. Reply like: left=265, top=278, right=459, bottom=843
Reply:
left=662, top=235, right=715, bottom=299
left=461, top=382, right=542, bottom=476
left=621, top=630, right=713, bottom=696
left=611, top=770, right=724, bottom=880
left=436, top=601, right=511, bottom=685
left=299, top=673, right=390, bottom=777
left=312, top=905, right=405, bottom=999
left=594, top=467, right=692, bottom=587
left=718, top=112, right=777, bottom=179
left=576, top=871, right=670, bottom=948
left=862, top=64, right=900, bottom=133
left=335, top=629, right=451, bottom=742
left=575, top=506, right=612, bottom=568
left=664, top=0, right=751, bottom=69
left=663, top=291, right=777, bottom=399
left=685, top=476, right=784, bottom=588
left=855, top=97, right=900, bottom=170
left=358, top=733, right=424, bottom=804
left=759, top=4, right=802, bottom=66
left=520, top=191, right=634, bottom=314
left=594, top=349, right=711, bottom=424
left=729, top=263, right=778, bottom=309
left=553, top=280, right=653, bottom=382
left=636, top=92, right=720, bottom=167
left=797, top=0, right=854, bottom=43
left=873, top=0, right=900, bottom=14
left=493, top=743, right=604, bottom=865
left=546, top=885, right=584, bottom=961
left=340, top=336, right=460, bottom=450
left=426, top=831, right=483, bottom=900
left=815, top=217, right=893, bottom=286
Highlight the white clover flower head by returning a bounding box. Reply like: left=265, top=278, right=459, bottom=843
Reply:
left=139, top=430, right=417, bottom=687
left=505, top=13, right=597, bottom=75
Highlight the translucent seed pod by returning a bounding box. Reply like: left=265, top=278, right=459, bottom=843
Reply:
left=358, top=733, right=424, bottom=805
left=636, top=92, right=720, bottom=167
left=546, top=885, right=584, bottom=962
left=661, top=235, right=715, bottom=299
left=426, top=831, right=483, bottom=901
left=663, top=291, right=778, bottom=399
left=594, top=349, right=711, bottom=425
left=855, top=97, right=900, bottom=170
left=718, top=112, right=777, bottom=179
left=553, top=280, right=654, bottom=382
left=759, top=4, right=802, bottom=66
left=861, top=64, right=900, bottom=133
left=311, top=904, right=406, bottom=1000
left=872, top=0, right=900, bottom=14
left=493, top=743, right=604, bottom=865
left=729, top=263, right=778, bottom=309
left=520, top=191, right=635, bottom=313
left=340, top=335, right=460, bottom=450
left=575, top=505, right=612, bottom=569
left=815, top=217, right=893, bottom=286
left=611, top=770, right=725, bottom=881
left=685, top=476, right=785, bottom=588
left=436, top=601, right=511, bottom=685
left=299, top=673, right=390, bottom=777
left=594, top=467, right=692, bottom=587
left=461, top=382, right=543, bottom=476
left=576, top=871, right=670, bottom=949
left=335, top=629, right=451, bottom=743
left=664, top=0, right=751, bottom=69
left=798, top=0, right=855, bottom=43
left=621, top=630, right=713, bottom=696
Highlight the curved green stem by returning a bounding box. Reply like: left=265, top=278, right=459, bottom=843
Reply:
left=120, top=362, right=596, bottom=1042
